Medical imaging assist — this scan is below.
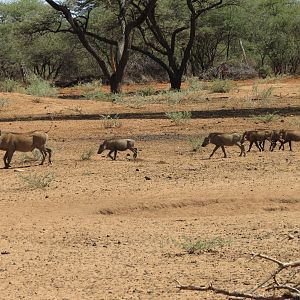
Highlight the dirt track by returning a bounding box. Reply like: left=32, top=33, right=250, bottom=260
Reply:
left=0, top=78, right=299, bottom=299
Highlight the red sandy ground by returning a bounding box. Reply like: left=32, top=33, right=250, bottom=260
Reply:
left=0, top=77, right=299, bottom=299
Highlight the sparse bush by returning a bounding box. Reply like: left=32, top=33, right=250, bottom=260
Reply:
left=186, top=77, right=209, bottom=91
left=0, top=79, right=24, bottom=93
left=165, top=111, right=192, bottom=125
left=26, top=76, right=57, bottom=97
left=0, top=99, right=10, bottom=110
left=80, top=148, right=94, bottom=161
left=20, top=149, right=43, bottom=165
left=210, top=80, right=234, bottom=93
left=100, top=114, right=122, bottom=129
left=20, top=173, right=54, bottom=189
left=136, top=86, right=157, bottom=96
left=173, top=236, right=228, bottom=254
left=253, top=112, right=279, bottom=123
left=252, top=83, right=273, bottom=102
left=188, top=137, right=203, bottom=152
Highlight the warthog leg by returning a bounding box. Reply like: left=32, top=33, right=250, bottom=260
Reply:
left=221, top=145, right=227, bottom=158
left=209, top=145, right=220, bottom=158
left=248, top=141, right=262, bottom=152
left=3, top=152, right=10, bottom=168
left=107, top=150, right=117, bottom=160
left=259, top=140, right=265, bottom=151
left=39, top=149, right=47, bottom=165
left=46, top=148, right=52, bottom=164
left=237, top=143, right=246, bottom=157
left=4, top=149, right=14, bottom=169
left=38, top=147, right=52, bottom=165
left=279, top=140, right=292, bottom=151
left=129, top=147, right=138, bottom=159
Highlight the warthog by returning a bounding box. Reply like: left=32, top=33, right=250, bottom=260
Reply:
left=241, top=129, right=273, bottom=152
left=97, top=138, right=138, bottom=160
left=202, top=132, right=246, bottom=158
left=272, top=130, right=300, bottom=151
left=0, top=130, right=52, bottom=168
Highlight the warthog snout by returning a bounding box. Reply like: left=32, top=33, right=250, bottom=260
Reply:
left=97, top=143, right=105, bottom=154
left=201, top=137, right=210, bottom=147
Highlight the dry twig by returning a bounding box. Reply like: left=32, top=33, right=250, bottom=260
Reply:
left=175, top=253, right=300, bottom=299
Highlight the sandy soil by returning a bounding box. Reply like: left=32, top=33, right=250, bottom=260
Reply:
left=0, top=78, right=299, bottom=299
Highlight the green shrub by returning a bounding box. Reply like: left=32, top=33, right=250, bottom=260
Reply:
left=136, top=86, right=156, bottom=96
left=20, top=173, right=54, bottom=189
left=173, top=236, right=228, bottom=254
left=0, top=79, right=24, bottom=93
left=165, top=111, right=192, bottom=125
left=188, top=137, right=203, bottom=152
left=210, top=80, right=233, bottom=93
left=26, top=76, right=57, bottom=97
left=186, top=77, right=209, bottom=91
left=20, top=149, right=43, bottom=165
left=253, top=112, right=279, bottom=123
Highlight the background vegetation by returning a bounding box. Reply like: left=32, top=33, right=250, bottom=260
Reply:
left=0, top=0, right=299, bottom=93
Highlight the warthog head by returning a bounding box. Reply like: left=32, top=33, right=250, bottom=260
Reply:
left=97, top=142, right=107, bottom=154
left=201, top=137, right=210, bottom=147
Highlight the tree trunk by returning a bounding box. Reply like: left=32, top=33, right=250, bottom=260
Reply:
left=109, top=73, right=123, bottom=94
left=170, top=72, right=182, bottom=90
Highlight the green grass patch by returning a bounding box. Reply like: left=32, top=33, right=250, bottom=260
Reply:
left=253, top=112, right=279, bottom=123
left=210, top=80, right=234, bottom=93
left=188, top=137, right=203, bottom=152
left=173, top=236, right=228, bottom=254
left=0, top=79, right=25, bottom=93
left=25, top=76, right=57, bottom=97
left=165, top=111, right=192, bottom=125
left=20, top=173, right=54, bottom=189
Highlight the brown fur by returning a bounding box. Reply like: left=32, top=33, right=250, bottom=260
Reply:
left=202, top=132, right=246, bottom=158
left=97, top=138, right=137, bottom=160
left=0, top=131, right=52, bottom=168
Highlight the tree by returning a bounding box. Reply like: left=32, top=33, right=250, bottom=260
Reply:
left=45, top=0, right=157, bottom=93
left=131, top=0, right=227, bottom=90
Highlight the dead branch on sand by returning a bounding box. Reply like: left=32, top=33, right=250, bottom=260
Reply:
left=175, top=253, right=300, bottom=299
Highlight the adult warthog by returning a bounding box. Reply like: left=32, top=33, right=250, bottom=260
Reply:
left=97, top=138, right=137, bottom=160
left=202, top=132, right=246, bottom=158
left=241, top=129, right=273, bottom=152
left=0, top=130, right=52, bottom=168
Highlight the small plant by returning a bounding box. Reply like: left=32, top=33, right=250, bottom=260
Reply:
left=254, top=112, right=279, bottom=123
left=252, top=82, right=273, bottom=102
left=210, top=80, right=233, bottom=93
left=173, top=236, right=228, bottom=254
left=20, top=149, right=43, bottom=165
left=136, top=86, right=156, bottom=96
left=82, top=170, right=93, bottom=176
left=0, top=79, right=24, bottom=93
left=0, top=99, right=10, bottom=110
left=26, top=76, right=57, bottom=97
left=20, top=173, right=54, bottom=189
left=80, top=148, right=94, bottom=161
left=67, top=106, right=83, bottom=114
left=165, top=111, right=192, bottom=125
left=186, top=77, right=209, bottom=91
left=32, top=97, right=42, bottom=103
left=100, top=114, right=122, bottom=129
left=188, top=137, right=203, bottom=152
